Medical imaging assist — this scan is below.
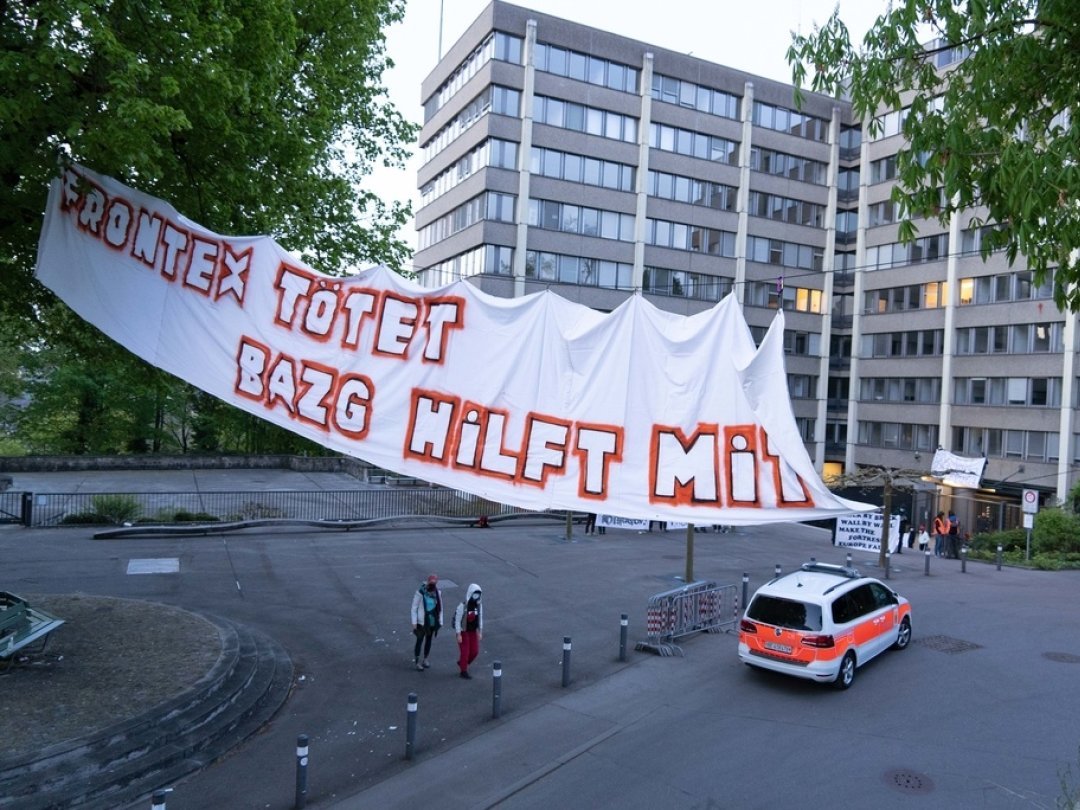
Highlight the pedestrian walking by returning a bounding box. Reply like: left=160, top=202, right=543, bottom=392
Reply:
left=584, top=513, right=597, bottom=534
left=453, top=583, right=483, bottom=679
left=410, top=574, right=443, bottom=671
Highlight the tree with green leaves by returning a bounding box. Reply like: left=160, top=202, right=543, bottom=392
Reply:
left=788, top=0, right=1080, bottom=310
left=2, top=0, right=418, bottom=455
left=828, top=466, right=925, bottom=568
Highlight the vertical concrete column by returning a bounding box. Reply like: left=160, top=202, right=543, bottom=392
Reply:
left=631, top=52, right=655, bottom=291
left=1056, top=307, right=1078, bottom=502
left=815, top=105, right=842, bottom=470
left=511, top=20, right=538, bottom=298
left=733, top=81, right=755, bottom=306
left=844, top=116, right=872, bottom=471
left=937, top=192, right=962, bottom=450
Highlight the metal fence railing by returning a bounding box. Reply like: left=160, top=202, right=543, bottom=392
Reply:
left=0, top=491, right=24, bottom=525
left=636, top=580, right=739, bottom=656
left=13, top=488, right=529, bottom=528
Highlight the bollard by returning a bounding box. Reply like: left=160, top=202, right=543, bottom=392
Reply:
left=741, top=574, right=749, bottom=615
left=152, top=789, right=169, bottom=810
left=774, top=563, right=781, bottom=578
left=885, top=552, right=891, bottom=580
left=294, top=734, right=309, bottom=809
left=809, top=556, right=816, bottom=565
left=561, top=636, right=572, bottom=688
left=618, top=614, right=628, bottom=662
left=492, top=661, right=502, bottom=719
left=924, top=549, right=931, bottom=576
left=21, top=492, right=33, bottom=527
left=961, top=545, right=968, bottom=573
left=996, top=544, right=1003, bottom=571
left=405, top=693, right=417, bottom=761
left=845, top=552, right=852, bottom=568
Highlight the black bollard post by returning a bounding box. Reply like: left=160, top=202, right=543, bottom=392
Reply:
left=885, top=552, right=891, bottom=580
left=810, top=556, right=816, bottom=565
left=618, top=614, right=628, bottom=662
left=846, top=552, right=853, bottom=567
left=961, top=545, right=968, bottom=573
left=741, top=574, right=749, bottom=614
left=561, top=636, right=572, bottom=688
left=996, top=544, right=1003, bottom=571
left=924, top=549, right=931, bottom=576
left=294, top=734, right=309, bottom=809
left=152, top=789, right=169, bottom=810
left=492, top=661, right=502, bottom=719
left=774, top=563, right=781, bottom=578
left=405, top=693, right=417, bottom=760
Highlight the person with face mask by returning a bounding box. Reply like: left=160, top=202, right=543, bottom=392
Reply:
left=411, top=574, right=443, bottom=671
left=452, top=583, right=484, bottom=679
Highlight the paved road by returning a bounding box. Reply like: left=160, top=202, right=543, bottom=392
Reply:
left=3, top=470, right=1079, bottom=809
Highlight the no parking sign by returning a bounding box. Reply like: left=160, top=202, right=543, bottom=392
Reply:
left=1022, top=489, right=1039, bottom=515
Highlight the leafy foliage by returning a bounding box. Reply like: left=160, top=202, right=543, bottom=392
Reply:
left=788, top=0, right=1080, bottom=310
left=2, top=0, right=418, bottom=455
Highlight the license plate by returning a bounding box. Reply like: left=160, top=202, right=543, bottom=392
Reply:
left=764, top=641, right=792, bottom=654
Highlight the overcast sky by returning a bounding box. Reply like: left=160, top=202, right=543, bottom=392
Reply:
left=369, top=0, right=889, bottom=263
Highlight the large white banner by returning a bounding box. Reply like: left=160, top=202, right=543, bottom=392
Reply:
left=930, top=448, right=987, bottom=489
left=35, top=165, right=872, bottom=524
left=835, top=513, right=900, bottom=553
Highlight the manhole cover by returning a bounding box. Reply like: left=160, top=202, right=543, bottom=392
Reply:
left=1043, top=651, right=1080, bottom=664
left=883, top=769, right=935, bottom=794
left=913, top=634, right=982, bottom=654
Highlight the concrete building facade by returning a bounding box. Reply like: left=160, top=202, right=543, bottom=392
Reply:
left=413, top=1, right=1077, bottom=530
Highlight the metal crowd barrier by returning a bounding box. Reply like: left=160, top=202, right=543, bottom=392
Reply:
left=636, top=580, right=738, bottom=656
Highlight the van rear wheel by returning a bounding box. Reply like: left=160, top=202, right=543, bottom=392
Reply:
left=833, top=651, right=856, bottom=690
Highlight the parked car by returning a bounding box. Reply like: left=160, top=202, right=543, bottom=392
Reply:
left=738, top=562, right=912, bottom=689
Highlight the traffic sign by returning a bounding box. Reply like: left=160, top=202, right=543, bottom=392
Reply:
left=1022, top=489, right=1039, bottom=515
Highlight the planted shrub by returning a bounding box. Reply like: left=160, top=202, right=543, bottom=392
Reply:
left=1032, top=508, right=1080, bottom=555
left=90, top=494, right=142, bottom=525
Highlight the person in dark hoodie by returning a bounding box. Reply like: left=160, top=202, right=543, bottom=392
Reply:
left=452, top=583, right=483, bottom=679
left=410, top=574, right=443, bottom=672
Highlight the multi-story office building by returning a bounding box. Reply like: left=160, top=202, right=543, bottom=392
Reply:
left=414, top=1, right=1076, bottom=530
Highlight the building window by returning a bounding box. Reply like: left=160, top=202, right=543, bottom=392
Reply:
left=651, top=74, right=739, bottom=119
left=649, top=123, right=738, bottom=164
left=651, top=171, right=737, bottom=211
left=746, top=236, right=824, bottom=271
left=532, top=147, right=634, bottom=191
left=525, top=251, right=633, bottom=290
left=536, top=43, right=638, bottom=93
left=646, top=218, right=735, bottom=256
left=529, top=198, right=634, bottom=241
left=424, top=32, right=524, bottom=122
left=749, top=147, right=828, bottom=185
left=865, top=234, right=949, bottom=271
left=417, top=244, right=514, bottom=287
left=643, top=267, right=731, bottom=301
left=747, top=191, right=824, bottom=227
left=746, top=282, right=823, bottom=313
left=752, top=101, right=828, bottom=141
left=535, top=95, right=638, bottom=143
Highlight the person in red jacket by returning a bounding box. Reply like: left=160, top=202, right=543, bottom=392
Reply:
left=932, top=512, right=948, bottom=557
left=453, top=583, right=483, bottom=679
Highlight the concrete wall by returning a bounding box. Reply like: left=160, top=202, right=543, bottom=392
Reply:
left=0, top=455, right=375, bottom=478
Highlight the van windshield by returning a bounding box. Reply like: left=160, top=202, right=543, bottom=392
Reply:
left=747, top=595, right=823, bottom=631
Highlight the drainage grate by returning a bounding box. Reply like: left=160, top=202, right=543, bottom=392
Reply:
left=913, top=634, right=983, bottom=654
left=883, top=769, right=935, bottom=794
left=1043, top=651, right=1080, bottom=664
